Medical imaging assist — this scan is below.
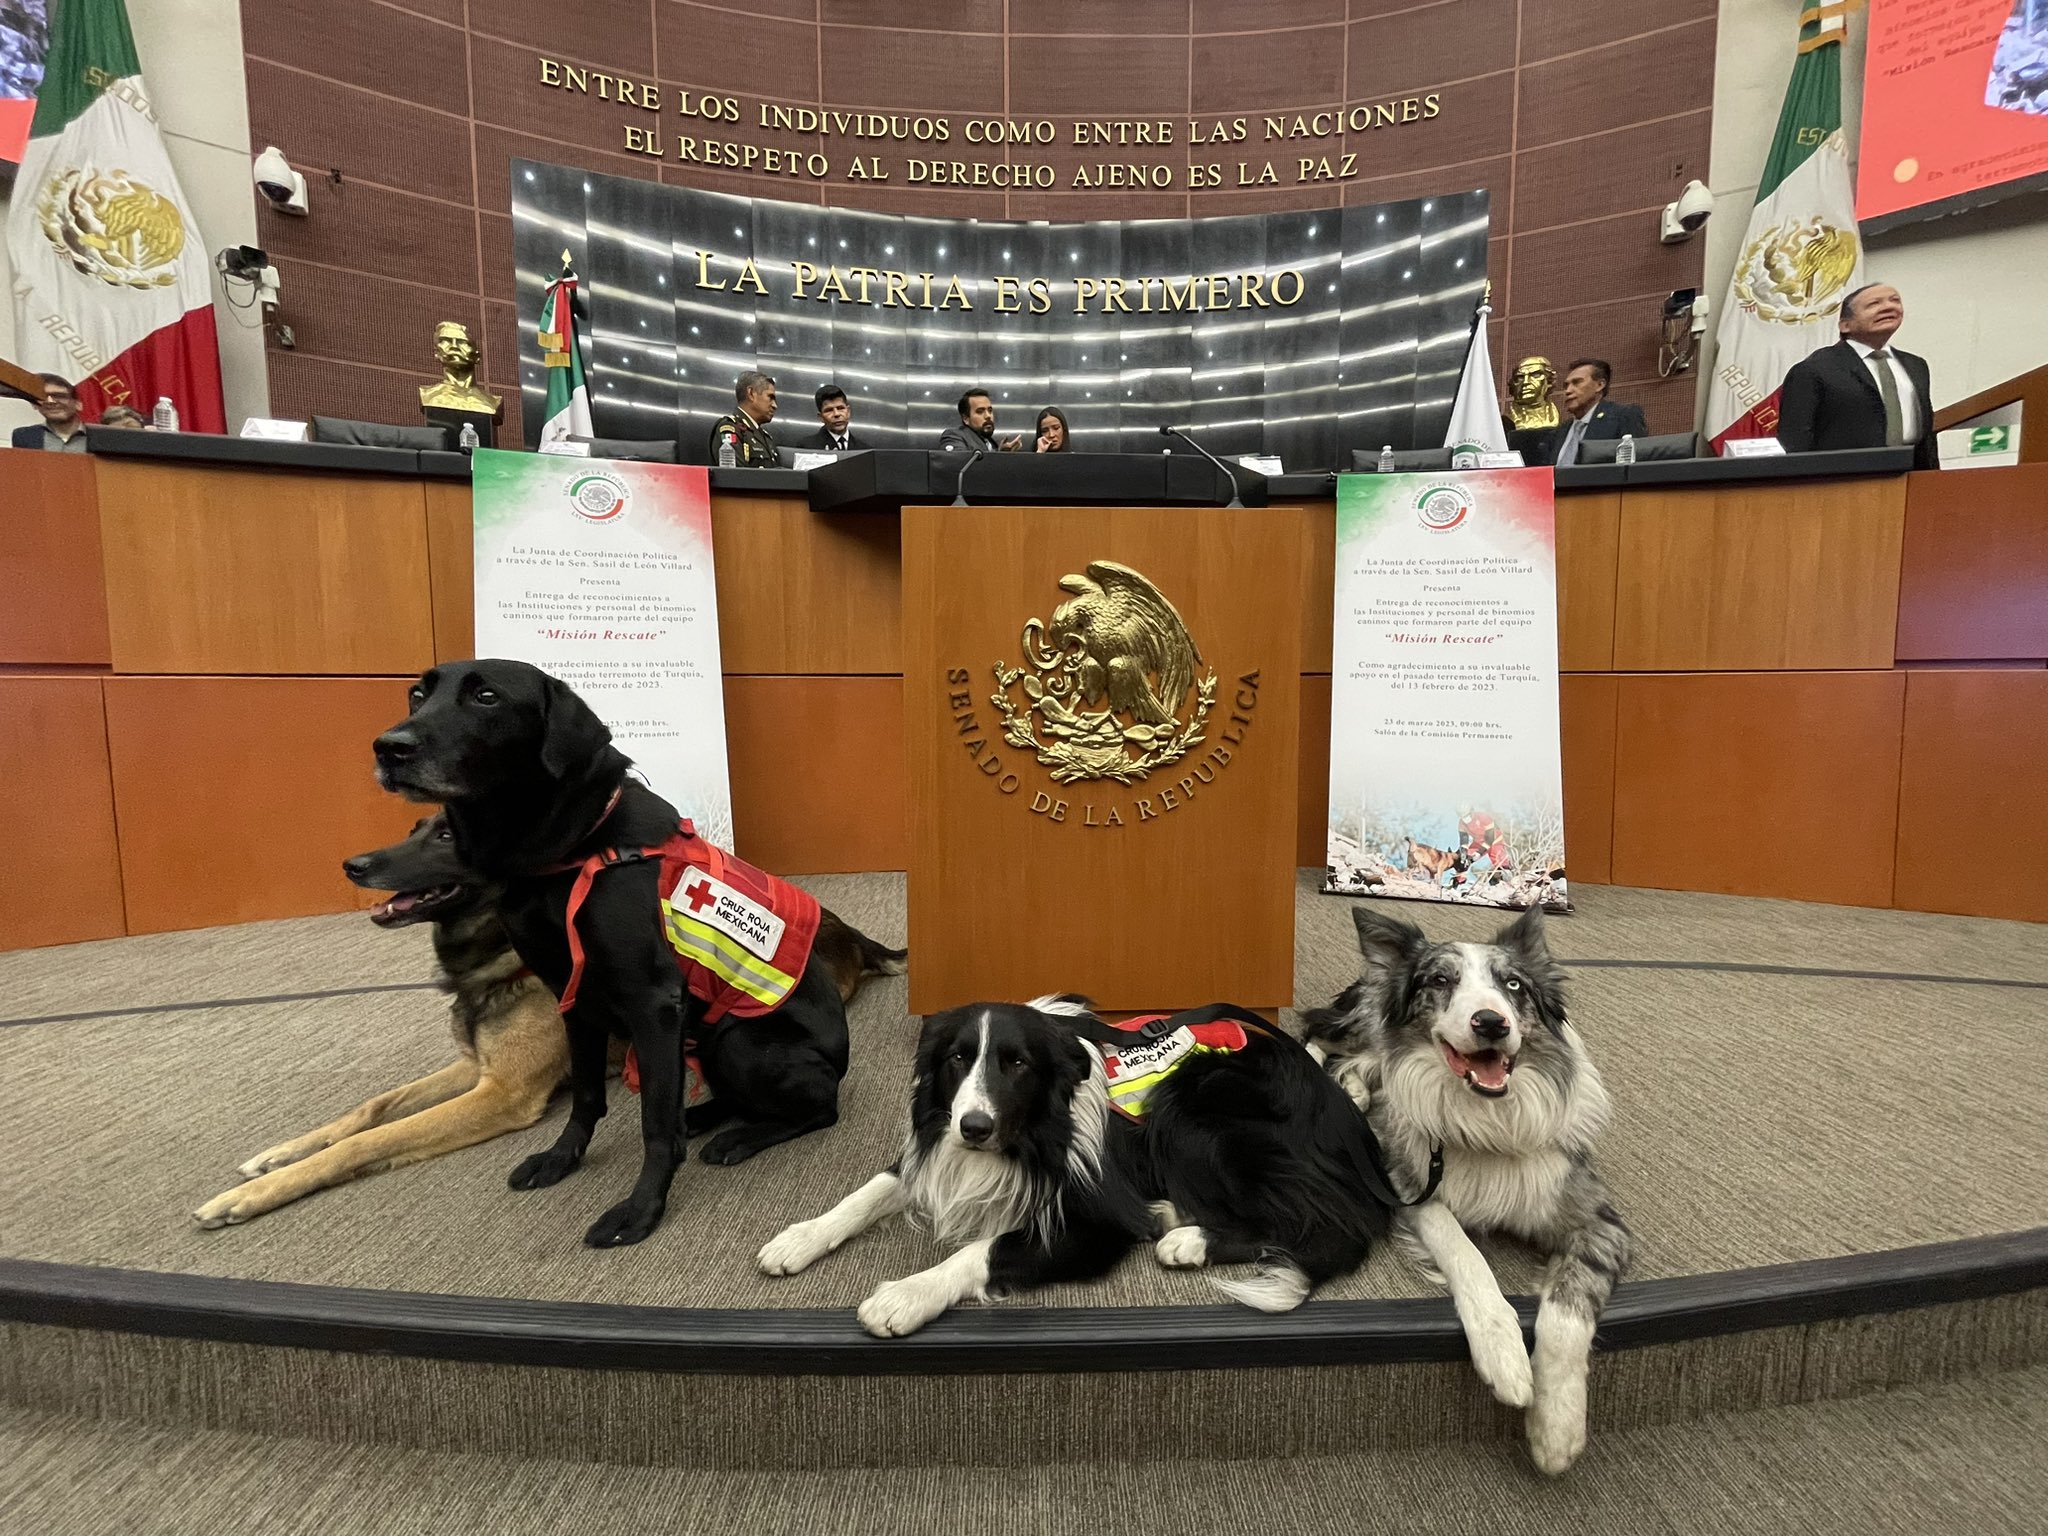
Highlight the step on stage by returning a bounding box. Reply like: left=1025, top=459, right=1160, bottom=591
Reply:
left=1, top=875, right=2044, bottom=1481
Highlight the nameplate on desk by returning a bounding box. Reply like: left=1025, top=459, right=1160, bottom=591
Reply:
left=537, top=439, right=590, bottom=457
left=790, top=450, right=837, bottom=472
left=1236, top=454, right=1283, bottom=475
left=1720, top=437, right=1786, bottom=458
left=1477, top=451, right=1525, bottom=468
left=238, top=417, right=308, bottom=442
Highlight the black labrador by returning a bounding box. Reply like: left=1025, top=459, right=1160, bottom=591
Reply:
left=371, top=658, right=900, bottom=1248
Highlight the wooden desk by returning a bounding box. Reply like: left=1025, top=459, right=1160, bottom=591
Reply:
left=0, top=449, right=110, bottom=666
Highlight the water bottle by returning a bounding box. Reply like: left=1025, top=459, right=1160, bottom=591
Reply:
left=717, top=430, right=737, bottom=468
left=152, top=396, right=178, bottom=432
left=457, top=421, right=480, bottom=450
left=1377, top=444, right=1395, bottom=473
left=1616, top=433, right=1636, bottom=466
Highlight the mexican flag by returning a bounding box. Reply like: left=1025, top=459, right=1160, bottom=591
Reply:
left=536, top=260, right=592, bottom=445
left=6, top=0, right=225, bottom=432
left=1443, top=297, right=1508, bottom=458
left=1705, top=1, right=1864, bottom=451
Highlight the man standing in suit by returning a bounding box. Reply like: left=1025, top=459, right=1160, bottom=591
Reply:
left=1548, top=359, right=1648, bottom=465
left=10, top=373, right=89, bottom=452
left=936, top=387, right=1022, bottom=453
left=1775, top=284, right=1937, bottom=470
left=796, top=384, right=870, bottom=452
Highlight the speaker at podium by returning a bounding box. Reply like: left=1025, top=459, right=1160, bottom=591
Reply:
left=902, top=502, right=1304, bottom=1016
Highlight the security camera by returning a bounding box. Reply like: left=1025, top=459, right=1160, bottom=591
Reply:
left=252, top=146, right=309, bottom=216
left=1689, top=292, right=1711, bottom=337
left=1660, top=179, right=1713, bottom=243
left=257, top=265, right=282, bottom=309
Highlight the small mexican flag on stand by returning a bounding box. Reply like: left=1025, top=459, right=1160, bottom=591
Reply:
left=1443, top=292, right=1508, bottom=461
left=536, top=252, right=592, bottom=445
left=5, top=0, right=225, bottom=431
left=1705, top=0, right=1865, bottom=452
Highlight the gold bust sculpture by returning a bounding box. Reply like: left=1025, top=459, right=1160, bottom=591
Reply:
left=1503, top=355, right=1561, bottom=432
left=419, top=321, right=502, bottom=418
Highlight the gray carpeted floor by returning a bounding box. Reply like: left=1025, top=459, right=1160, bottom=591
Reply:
left=3, top=1364, right=2045, bottom=1535
left=0, top=875, right=2043, bottom=1310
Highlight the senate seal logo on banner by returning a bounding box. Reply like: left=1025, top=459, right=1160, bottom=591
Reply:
left=37, top=167, right=187, bottom=289
left=565, top=469, right=630, bottom=522
left=991, top=561, right=1219, bottom=786
left=1732, top=211, right=1859, bottom=325
left=1416, top=483, right=1474, bottom=532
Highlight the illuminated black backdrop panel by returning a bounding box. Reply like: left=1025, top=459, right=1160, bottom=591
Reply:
left=512, top=159, right=1489, bottom=466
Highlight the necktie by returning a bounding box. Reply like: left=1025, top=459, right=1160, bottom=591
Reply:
left=1869, top=350, right=1904, bottom=447
left=1558, top=416, right=1588, bottom=466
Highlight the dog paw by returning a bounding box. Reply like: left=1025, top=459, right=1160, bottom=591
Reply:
left=1147, top=1200, right=1183, bottom=1237
left=858, top=1275, right=950, bottom=1338
left=1154, top=1226, right=1209, bottom=1269
left=1465, top=1300, right=1533, bottom=1408
left=235, top=1145, right=304, bottom=1180
left=192, top=1188, right=262, bottom=1228
left=507, top=1146, right=582, bottom=1190
left=758, top=1220, right=831, bottom=1276
left=697, top=1129, right=762, bottom=1167
left=1525, top=1374, right=1589, bottom=1475
left=584, top=1197, right=665, bottom=1248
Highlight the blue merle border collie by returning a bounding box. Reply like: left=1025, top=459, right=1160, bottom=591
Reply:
left=1304, top=905, right=1632, bottom=1476
left=759, top=996, right=1393, bottom=1336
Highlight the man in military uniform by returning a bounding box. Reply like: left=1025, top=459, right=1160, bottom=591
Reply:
left=708, top=370, right=784, bottom=466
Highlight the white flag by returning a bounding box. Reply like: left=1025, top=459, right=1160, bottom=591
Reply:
left=1443, top=302, right=1508, bottom=458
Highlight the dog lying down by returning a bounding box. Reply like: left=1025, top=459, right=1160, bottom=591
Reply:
left=760, top=997, right=1396, bottom=1337
left=193, top=814, right=900, bottom=1229
left=1305, top=905, right=1632, bottom=1476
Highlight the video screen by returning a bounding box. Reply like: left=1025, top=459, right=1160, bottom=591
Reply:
left=1858, top=0, right=2048, bottom=231
left=1, top=0, right=49, bottom=172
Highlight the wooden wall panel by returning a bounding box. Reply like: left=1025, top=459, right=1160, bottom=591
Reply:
left=103, top=677, right=421, bottom=934
left=96, top=461, right=435, bottom=676
left=1558, top=673, right=1617, bottom=887
left=711, top=494, right=902, bottom=675
left=0, top=678, right=125, bottom=949
left=1612, top=477, right=1907, bottom=671
left=423, top=480, right=476, bottom=664
left=1556, top=489, right=1619, bottom=672
left=0, top=450, right=109, bottom=666
left=1610, top=672, right=1906, bottom=908
left=725, top=676, right=907, bottom=875
left=1896, top=464, right=2048, bottom=661
left=1894, top=669, right=2048, bottom=924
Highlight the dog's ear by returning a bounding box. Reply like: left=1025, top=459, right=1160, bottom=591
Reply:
left=1351, top=906, right=1426, bottom=976
left=1493, top=905, right=1551, bottom=963
left=538, top=674, right=612, bottom=779
left=1053, top=1032, right=1099, bottom=1095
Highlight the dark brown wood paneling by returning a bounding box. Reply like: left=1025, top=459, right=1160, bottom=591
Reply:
left=269, top=259, right=483, bottom=376
left=1894, top=669, right=2048, bottom=923
left=1018, top=119, right=1195, bottom=194
left=1896, top=463, right=2048, bottom=661
left=246, top=61, right=474, bottom=204
left=1513, top=110, right=1712, bottom=234
left=657, top=3, right=819, bottom=96
left=1559, top=673, right=1617, bottom=886
left=1197, top=0, right=1345, bottom=29
left=103, top=677, right=422, bottom=935
left=1298, top=672, right=1332, bottom=869
left=1611, top=672, right=1906, bottom=908
left=820, top=28, right=1003, bottom=110
left=266, top=352, right=446, bottom=433
left=1517, top=22, right=1718, bottom=148
left=1024, top=0, right=1190, bottom=32
left=1343, top=73, right=1520, bottom=178
left=480, top=300, right=524, bottom=426
left=823, top=0, right=1001, bottom=29
left=467, top=0, right=654, bottom=55
left=726, top=677, right=907, bottom=875
left=0, top=677, right=125, bottom=950
left=241, top=0, right=469, bottom=112
left=1510, top=211, right=1709, bottom=317
left=1192, top=28, right=1347, bottom=111
left=1519, top=0, right=1718, bottom=64
left=1010, top=33, right=1190, bottom=115
left=479, top=212, right=518, bottom=305
left=0, top=451, right=108, bottom=666
left=1503, top=298, right=1681, bottom=394
left=262, top=176, right=482, bottom=299
left=1337, top=155, right=1513, bottom=217
left=1009, top=190, right=1189, bottom=221
left=1346, top=0, right=1518, bottom=99
left=469, top=35, right=666, bottom=159
left=472, top=125, right=653, bottom=212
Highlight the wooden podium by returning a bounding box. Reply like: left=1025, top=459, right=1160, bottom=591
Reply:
left=903, top=503, right=1303, bottom=1015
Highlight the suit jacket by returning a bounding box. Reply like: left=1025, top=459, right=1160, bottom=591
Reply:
left=1545, top=399, right=1649, bottom=464
left=1775, top=340, right=1937, bottom=470
left=935, top=423, right=993, bottom=453
left=795, top=425, right=873, bottom=452
left=11, top=425, right=45, bottom=449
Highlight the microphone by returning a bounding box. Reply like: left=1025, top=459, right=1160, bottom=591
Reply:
left=1158, top=424, right=1245, bottom=509
left=951, top=447, right=986, bottom=507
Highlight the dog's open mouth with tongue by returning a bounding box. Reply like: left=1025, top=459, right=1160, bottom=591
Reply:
left=368, top=885, right=465, bottom=928
left=1441, top=1039, right=1515, bottom=1097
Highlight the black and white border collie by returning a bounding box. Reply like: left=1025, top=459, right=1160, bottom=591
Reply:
left=759, top=996, right=1392, bottom=1336
left=1305, top=906, right=1632, bottom=1476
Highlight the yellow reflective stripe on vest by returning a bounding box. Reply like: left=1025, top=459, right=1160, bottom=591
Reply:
left=663, top=903, right=797, bottom=1007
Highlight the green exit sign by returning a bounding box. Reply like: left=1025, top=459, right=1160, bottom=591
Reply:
left=1969, top=426, right=2013, bottom=454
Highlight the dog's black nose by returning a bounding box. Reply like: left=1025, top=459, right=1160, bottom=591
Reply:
left=959, top=1110, right=995, bottom=1145
left=1471, top=1009, right=1509, bottom=1042
left=373, top=729, right=418, bottom=763
left=341, top=856, right=372, bottom=883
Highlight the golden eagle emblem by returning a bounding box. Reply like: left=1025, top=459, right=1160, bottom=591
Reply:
left=38, top=166, right=187, bottom=289
left=1733, top=209, right=1860, bottom=326
left=992, top=561, right=1218, bottom=785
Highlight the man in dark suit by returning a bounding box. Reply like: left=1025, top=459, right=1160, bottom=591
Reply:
left=794, top=384, right=871, bottom=453
left=935, top=387, right=1022, bottom=454
left=10, top=373, right=88, bottom=452
left=1547, top=359, right=1648, bottom=465
left=1775, top=284, right=1937, bottom=470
